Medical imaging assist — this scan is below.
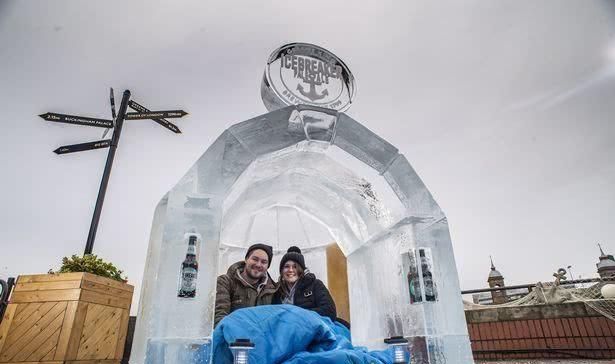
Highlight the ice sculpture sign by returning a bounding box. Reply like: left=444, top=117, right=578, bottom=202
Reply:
left=261, top=43, right=356, bottom=112
left=131, top=43, right=474, bottom=364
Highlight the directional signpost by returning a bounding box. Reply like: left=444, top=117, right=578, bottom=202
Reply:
left=54, top=139, right=111, bottom=155
left=125, top=110, right=188, bottom=120
left=40, top=89, right=188, bottom=254
left=101, top=88, right=116, bottom=139
left=39, top=113, right=113, bottom=128
left=128, top=100, right=182, bottom=133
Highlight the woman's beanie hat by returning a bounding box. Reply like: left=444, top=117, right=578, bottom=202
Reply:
left=279, top=246, right=306, bottom=272
left=245, top=243, right=273, bottom=267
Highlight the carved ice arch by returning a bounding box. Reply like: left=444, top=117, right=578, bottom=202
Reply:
left=131, top=105, right=473, bottom=363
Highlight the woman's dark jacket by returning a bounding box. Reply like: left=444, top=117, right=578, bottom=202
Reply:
left=273, top=273, right=337, bottom=321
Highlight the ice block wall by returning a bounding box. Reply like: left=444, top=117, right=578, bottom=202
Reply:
left=131, top=105, right=473, bottom=363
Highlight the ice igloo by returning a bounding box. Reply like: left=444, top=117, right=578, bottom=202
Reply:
left=130, top=105, right=473, bottom=363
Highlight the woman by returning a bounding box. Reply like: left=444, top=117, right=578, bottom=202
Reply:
left=273, top=246, right=337, bottom=321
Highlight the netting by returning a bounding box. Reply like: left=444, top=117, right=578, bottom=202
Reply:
left=464, top=270, right=615, bottom=321
left=570, top=274, right=615, bottom=321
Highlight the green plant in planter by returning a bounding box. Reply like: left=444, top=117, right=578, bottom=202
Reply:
left=57, top=254, right=127, bottom=282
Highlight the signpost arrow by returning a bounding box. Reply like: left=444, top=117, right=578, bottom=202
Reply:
left=125, top=110, right=188, bottom=120
left=101, top=87, right=116, bottom=139
left=54, top=139, right=111, bottom=155
left=128, top=100, right=182, bottom=133
left=39, top=112, right=113, bottom=128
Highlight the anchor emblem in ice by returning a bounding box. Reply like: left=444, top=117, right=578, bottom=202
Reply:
left=296, top=79, right=329, bottom=101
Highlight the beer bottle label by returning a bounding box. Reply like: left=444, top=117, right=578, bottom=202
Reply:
left=423, top=275, right=434, bottom=295
left=181, top=267, right=198, bottom=293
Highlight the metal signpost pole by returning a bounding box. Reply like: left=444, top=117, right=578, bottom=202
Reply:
left=84, top=90, right=131, bottom=255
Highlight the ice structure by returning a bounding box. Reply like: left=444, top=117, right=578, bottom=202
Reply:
left=131, top=105, right=473, bottom=363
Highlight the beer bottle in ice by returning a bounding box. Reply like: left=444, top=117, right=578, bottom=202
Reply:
left=178, top=235, right=198, bottom=298
left=419, top=249, right=436, bottom=302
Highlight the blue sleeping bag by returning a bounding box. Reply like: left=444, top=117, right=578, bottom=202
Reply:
left=212, top=305, right=395, bottom=364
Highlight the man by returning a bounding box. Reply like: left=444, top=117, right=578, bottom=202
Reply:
left=214, top=242, right=277, bottom=327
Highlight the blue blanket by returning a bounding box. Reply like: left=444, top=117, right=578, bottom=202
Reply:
left=212, top=305, right=395, bottom=364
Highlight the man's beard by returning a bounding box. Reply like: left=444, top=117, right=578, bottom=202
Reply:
left=246, top=266, right=265, bottom=281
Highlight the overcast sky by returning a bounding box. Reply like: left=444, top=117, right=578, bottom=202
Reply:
left=1, top=1, right=614, bottom=312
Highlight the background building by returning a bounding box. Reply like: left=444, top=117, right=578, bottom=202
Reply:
left=597, top=244, right=615, bottom=279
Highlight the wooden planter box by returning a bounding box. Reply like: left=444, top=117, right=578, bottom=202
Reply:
left=0, top=272, right=133, bottom=364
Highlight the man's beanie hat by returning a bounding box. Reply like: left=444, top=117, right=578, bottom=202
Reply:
left=245, top=243, right=273, bottom=267
left=279, top=246, right=306, bottom=272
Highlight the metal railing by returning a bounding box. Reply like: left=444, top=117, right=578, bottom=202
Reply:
left=460, top=277, right=605, bottom=295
